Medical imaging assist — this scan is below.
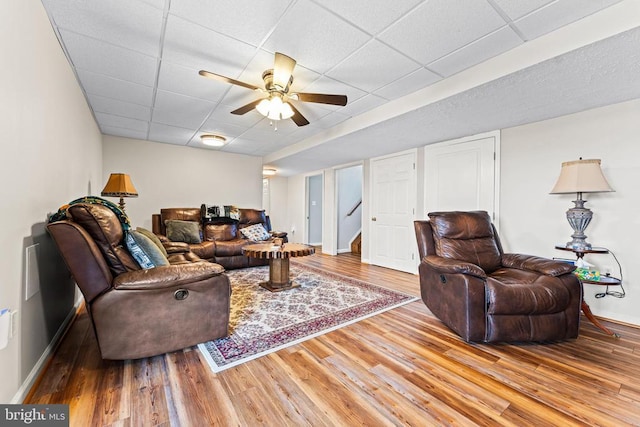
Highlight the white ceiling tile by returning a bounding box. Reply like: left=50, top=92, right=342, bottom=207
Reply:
left=313, top=0, right=425, bottom=35
left=379, top=0, right=507, bottom=65
left=374, top=68, right=441, bottom=100
left=59, top=30, right=157, bottom=86
left=327, top=40, right=420, bottom=92
left=239, top=126, right=291, bottom=144
left=169, top=0, right=293, bottom=47
left=490, top=0, right=554, bottom=20
left=76, top=70, right=154, bottom=106
left=313, top=111, right=350, bottom=129
left=252, top=118, right=300, bottom=135
left=262, top=0, right=370, bottom=74
left=100, top=125, right=148, bottom=141
left=88, top=94, right=152, bottom=121
left=338, top=94, right=388, bottom=117
left=95, top=112, right=149, bottom=132
left=301, top=76, right=367, bottom=109
left=513, top=0, right=624, bottom=41
left=148, top=123, right=194, bottom=145
left=428, top=27, right=523, bottom=77
left=152, top=90, right=215, bottom=129
left=162, top=15, right=258, bottom=77
left=43, top=0, right=163, bottom=56
left=221, top=138, right=263, bottom=155
left=158, top=61, right=229, bottom=103
left=200, top=120, right=248, bottom=139
left=208, top=103, right=265, bottom=128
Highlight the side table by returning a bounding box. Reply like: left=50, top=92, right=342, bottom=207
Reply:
left=555, top=245, right=622, bottom=338
left=243, top=243, right=315, bottom=292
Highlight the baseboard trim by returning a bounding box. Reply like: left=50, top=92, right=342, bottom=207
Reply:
left=11, top=299, right=83, bottom=404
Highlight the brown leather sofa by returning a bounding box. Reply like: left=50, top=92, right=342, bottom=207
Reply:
left=48, top=203, right=231, bottom=360
left=414, top=210, right=582, bottom=343
left=152, top=207, right=287, bottom=270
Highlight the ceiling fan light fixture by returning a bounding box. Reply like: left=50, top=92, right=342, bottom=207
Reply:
left=256, top=96, right=294, bottom=121
left=201, top=134, right=226, bottom=147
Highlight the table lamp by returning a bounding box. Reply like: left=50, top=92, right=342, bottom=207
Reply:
left=101, top=173, right=138, bottom=211
left=550, top=158, right=613, bottom=251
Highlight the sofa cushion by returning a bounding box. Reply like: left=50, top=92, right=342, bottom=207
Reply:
left=126, top=230, right=170, bottom=268
left=215, top=239, right=250, bottom=257
left=68, top=203, right=139, bottom=275
left=240, top=223, right=270, bottom=241
left=204, top=223, right=238, bottom=241
left=165, top=219, right=202, bottom=244
left=136, top=227, right=168, bottom=257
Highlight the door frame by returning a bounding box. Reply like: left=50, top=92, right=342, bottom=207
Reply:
left=423, top=130, right=501, bottom=231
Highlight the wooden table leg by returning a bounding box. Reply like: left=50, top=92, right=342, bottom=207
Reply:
left=260, top=258, right=299, bottom=292
left=581, top=300, right=620, bottom=338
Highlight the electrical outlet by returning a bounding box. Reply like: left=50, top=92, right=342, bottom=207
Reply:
left=10, top=310, right=18, bottom=339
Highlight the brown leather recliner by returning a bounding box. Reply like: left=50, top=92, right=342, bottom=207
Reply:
left=152, top=207, right=287, bottom=270
left=48, top=203, right=231, bottom=360
left=414, top=211, right=582, bottom=343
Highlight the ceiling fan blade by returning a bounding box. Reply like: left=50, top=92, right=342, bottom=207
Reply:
left=288, top=102, right=310, bottom=127
left=294, top=92, right=347, bottom=106
left=273, top=52, right=296, bottom=91
left=199, top=70, right=261, bottom=91
left=230, top=99, right=263, bottom=115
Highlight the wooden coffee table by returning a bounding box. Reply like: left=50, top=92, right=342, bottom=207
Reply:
left=242, top=243, right=315, bottom=292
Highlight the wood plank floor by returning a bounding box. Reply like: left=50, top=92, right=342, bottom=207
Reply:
left=27, top=252, right=640, bottom=426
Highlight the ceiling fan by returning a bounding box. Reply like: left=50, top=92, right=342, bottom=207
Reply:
left=199, top=52, right=347, bottom=127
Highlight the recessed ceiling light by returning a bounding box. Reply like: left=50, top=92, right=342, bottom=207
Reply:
left=201, top=134, right=226, bottom=147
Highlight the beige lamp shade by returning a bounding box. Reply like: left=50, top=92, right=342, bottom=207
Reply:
left=550, top=159, right=614, bottom=194
left=101, top=173, right=138, bottom=211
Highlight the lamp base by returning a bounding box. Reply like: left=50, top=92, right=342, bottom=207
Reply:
left=564, top=195, right=593, bottom=252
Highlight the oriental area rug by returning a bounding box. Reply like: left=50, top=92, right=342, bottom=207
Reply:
left=198, top=263, right=417, bottom=373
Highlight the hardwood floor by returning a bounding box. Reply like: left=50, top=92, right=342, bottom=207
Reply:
left=27, top=252, right=640, bottom=426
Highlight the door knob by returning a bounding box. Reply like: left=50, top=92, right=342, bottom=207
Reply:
left=371, top=217, right=377, bottom=221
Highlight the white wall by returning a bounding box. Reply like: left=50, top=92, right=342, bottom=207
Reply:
left=102, top=136, right=264, bottom=229
left=265, top=175, right=288, bottom=233
left=501, top=98, right=640, bottom=325
left=0, top=0, right=102, bottom=403
left=285, top=98, right=640, bottom=325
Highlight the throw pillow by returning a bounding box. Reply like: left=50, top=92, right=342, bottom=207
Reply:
left=125, top=233, right=154, bottom=269
left=136, top=226, right=168, bottom=257
left=240, top=223, right=270, bottom=241
left=129, top=230, right=170, bottom=267
left=165, top=219, right=202, bottom=244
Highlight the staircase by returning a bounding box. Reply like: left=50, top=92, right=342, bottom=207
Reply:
left=350, top=233, right=361, bottom=254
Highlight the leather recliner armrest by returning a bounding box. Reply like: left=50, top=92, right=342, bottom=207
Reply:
left=423, top=255, right=487, bottom=279
left=163, top=241, right=191, bottom=254
left=113, top=262, right=226, bottom=291
left=502, top=253, right=576, bottom=277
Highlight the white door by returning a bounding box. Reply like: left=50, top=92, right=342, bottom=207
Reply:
left=370, top=151, right=416, bottom=273
left=424, top=134, right=498, bottom=220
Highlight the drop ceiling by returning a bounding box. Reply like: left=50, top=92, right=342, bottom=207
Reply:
left=41, top=0, right=640, bottom=175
